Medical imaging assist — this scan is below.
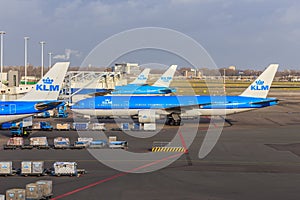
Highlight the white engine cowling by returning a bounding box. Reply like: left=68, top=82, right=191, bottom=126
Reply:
left=138, top=110, right=159, bottom=123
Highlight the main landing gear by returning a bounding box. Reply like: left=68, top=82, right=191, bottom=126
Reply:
left=165, top=113, right=181, bottom=126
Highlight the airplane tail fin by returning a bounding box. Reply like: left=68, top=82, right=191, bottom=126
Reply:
left=152, top=65, right=177, bottom=87
left=18, top=62, right=70, bottom=101
left=130, top=68, right=150, bottom=85
left=239, top=64, right=279, bottom=98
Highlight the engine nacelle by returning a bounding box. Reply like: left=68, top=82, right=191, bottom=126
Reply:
left=138, top=110, right=159, bottom=123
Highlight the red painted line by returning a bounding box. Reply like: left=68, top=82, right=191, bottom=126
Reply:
left=52, top=152, right=183, bottom=199
left=178, top=131, right=187, bottom=151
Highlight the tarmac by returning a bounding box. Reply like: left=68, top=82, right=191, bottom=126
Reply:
left=0, top=92, right=300, bottom=200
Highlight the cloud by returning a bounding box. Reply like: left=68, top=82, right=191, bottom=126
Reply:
left=53, top=49, right=81, bottom=60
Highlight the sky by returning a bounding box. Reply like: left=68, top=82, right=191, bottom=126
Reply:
left=0, top=0, right=300, bottom=70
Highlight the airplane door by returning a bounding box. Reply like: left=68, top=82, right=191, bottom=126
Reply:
left=10, top=104, right=16, bottom=114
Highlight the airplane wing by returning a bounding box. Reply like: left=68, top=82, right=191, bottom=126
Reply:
left=35, top=101, right=64, bottom=111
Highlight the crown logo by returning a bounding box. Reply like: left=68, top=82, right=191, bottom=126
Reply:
left=42, top=77, right=54, bottom=84
left=255, top=80, right=264, bottom=85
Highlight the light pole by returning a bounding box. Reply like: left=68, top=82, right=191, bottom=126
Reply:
left=0, top=31, right=6, bottom=89
left=39, top=41, right=46, bottom=78
left=48, top=52, right=52, bottom=70
left=24, top=36, right=29, bottom=85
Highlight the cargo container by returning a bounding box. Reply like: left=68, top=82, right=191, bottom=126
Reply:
left=6, top=189, right=26, bottom=200
left=144, top=123, right=156, bottom=131
left=132, top=123, right=141, bottom=130
left=35, top=180, right=53, bottom=199
left=56, top=123, right=70, bottom=131
left=25, top=183, right=43, bottom=200
left=90, top=123, right=106, bottom=131
left=121, top=123, right=130, bottom=130
left=53, top=137, right=70, bottom=149
left=4, top=137, right=24, bottom=150
left=109, top=141, right=128, bottom=149
left=21, top=161, right=44, bottom=176
left=29, top=137, right=49, bottom=149
left=77, top=137, right=93, bottom=144
left=108, top=136, right=117, bottom=143
left=53, top=162, right=78, bottom=176
left=72, top=122, right=89, bottom=131
left=89, top=140, right=107, bottom=148
left=0, top=161, right=15, bottom=176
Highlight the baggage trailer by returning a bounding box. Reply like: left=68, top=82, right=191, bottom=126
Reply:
left=52, top=162, right=85, bottom=176
left=25, top=183, right=43, bottom=200
left=109, top=141, right=128, bottom=149
left=0, top=161, right=16, bottom=176
left=90, top=123, right=106, bottom=131
left=55, top=123, right=70, bottom=131
left=70, top=137, right=93, bottom=149
left=35, top=180, right=53, bottom=199
left=89, top=140, right=107, bottom=149
left=28, top=137, right=49, bottom=149
left=21, top=161, right=45, bottom=176
left=72, top=122, right=89, bottom=131
left=3, top=137, right=24, bottom=150
left=53, top=137, right=70, bottom=149
left=6, top=189, right=26, bottom=200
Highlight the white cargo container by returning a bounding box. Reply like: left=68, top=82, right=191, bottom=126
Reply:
left=90, top=123, right=106, bottom=131
left=77, top=137, right=93, bottom=145
left=6, top=189, right=26, bottom=200
left=108, top=136, right=117, bottom=143
left=0, top=161, right=13, bottom=175
left=29, top=137, right=48, bottom=147
left=36, top=180, right=53, bottom=198
left=144, top=123, right=156, bottom=131
left=54, top=137, right=70, bottom=149
left=21, top=161, right=44, bottom=176
left=25, top=183, right=43, bottom=200
left=53, top=162, right=77, bottom=176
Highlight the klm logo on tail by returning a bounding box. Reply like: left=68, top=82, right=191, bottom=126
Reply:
left=138, top=75, right=147, bottom=80
left=251, top=80, right=269, bottom=91
left=36, top=77, right=60, bottom=91
left=160, top=76, right=172, bottom=82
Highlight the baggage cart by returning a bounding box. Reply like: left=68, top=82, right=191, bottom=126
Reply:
left=36, top=180, right=53, bottom=199
left=0, top=161, right=16, bottom=176
left=52, top=162, right=78, bottom=176
left=21, top=161, right=45, bottom=176
left=89, top=140, right=107, bottom=149
left=72, top=122, right=89, bottom=131
left=3, top=137, right=24, bottom=150
left=29, top=137, right=49, bottom=149
left=25, top=183, right=43, bottom=200
left=56, top=123, right=70, bottom=131
left=6, top=189, right=26, bottom=200
left=53, top=137, right=70, bottom=149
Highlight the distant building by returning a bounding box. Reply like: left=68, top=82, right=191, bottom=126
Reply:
left=113, top=63, right=141, bottom=75
left=228, top=65, right=236, bottom=71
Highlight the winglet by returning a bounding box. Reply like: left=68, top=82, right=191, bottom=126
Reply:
left=152, top=65, right=177, bottom=87
left=18, top=62, right=70, bottom=101
left=240, top=64, right=279, bottom=98
left=130, top=68, right=150, bottom=85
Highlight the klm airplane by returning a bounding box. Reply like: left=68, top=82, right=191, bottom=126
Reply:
left=0, top=62, right=70, bottom=123
left=72, top=64, right=278, bottom=125
left=110, top=65, right=177, bottom=95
